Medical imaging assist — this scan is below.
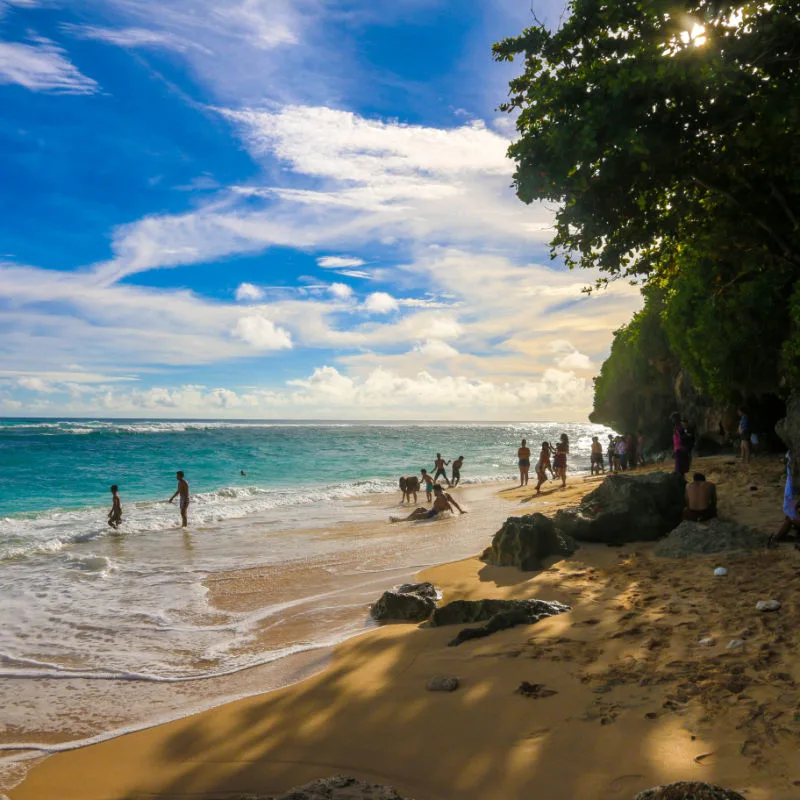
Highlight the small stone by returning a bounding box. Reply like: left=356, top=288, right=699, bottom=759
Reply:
left=726, top=639, right=745, bottom=650
left=755, top=599, right=781, bottom=612
left=426, top=675, right=459, bottom=692
left=699, top=637, right=716, bottom=646
left=516, top=681, right=558, bottom=699
left=713, top=567, right=728, bottom=577
left=645, top=712, right=658, bottom=720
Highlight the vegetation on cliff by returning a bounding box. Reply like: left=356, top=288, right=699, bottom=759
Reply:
left=494, top=1, right=800, bottom=431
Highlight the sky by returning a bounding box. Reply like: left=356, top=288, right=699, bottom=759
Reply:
left=0, top=0, right=642, bottom=421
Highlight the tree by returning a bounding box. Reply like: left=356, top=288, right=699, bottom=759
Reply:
left=494, top=1, right=800, bottom=397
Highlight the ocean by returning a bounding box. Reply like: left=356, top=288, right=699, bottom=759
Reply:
left=0, top=418, right=612, bottom=787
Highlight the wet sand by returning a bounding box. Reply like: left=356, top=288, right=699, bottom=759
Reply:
left=9, top=456, right=800, bottom=800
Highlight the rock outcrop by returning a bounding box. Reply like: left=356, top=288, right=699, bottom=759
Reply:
left=370, top=583, right=438, bottom=622
left=483, top=513, right=578, bottom=570
left=634, top=781, right=745, bottom=800
left=430, top=598, right=570, bottom=647
left=262, top=774, right=412, bottom=799
left=654, top=518, right=770, bottom=558
left=554, top=471, right=685, bottom=544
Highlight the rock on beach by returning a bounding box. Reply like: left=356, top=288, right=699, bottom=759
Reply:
left=483, top=512, right=578, bottom=570
left=654, top=518, right=769, bottom=558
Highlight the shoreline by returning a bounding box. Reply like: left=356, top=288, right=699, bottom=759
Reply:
left=9, top=456, right=798, bottom=799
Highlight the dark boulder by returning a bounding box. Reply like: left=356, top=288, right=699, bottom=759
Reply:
left=395, top=582, right=438, bottom=599
left=430, top=598, right=570, bottom=647
left=654, top=518, right=769, bottom=558
left=634, top=781, right=745, bottom=800
left=483, top=513, right=578, bottom=570
left=370, top=583, right=438, bottom=623
left=554, top=471, right=685, bottom=544
left=266, top=774, right=412, bottom=799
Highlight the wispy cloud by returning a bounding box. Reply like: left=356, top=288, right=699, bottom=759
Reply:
left=317, top=256, right=366, bottom=269
left=62, top=23, right=208, bottom=54
left=0, top=38, right=98, bottom=94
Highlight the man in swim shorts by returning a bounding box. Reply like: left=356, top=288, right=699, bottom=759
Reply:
left=391, top=484, right=466, bottom=522
left=433, top=453, right=451, bottom=486
left=107, top=484, right=122, bottom=528
left=169, top=471, right=190, bottom=528
left=683, top=473, right=717, bottom=521
left=590, top=436, right=604, bottom=475
left=518, top=439, right=531, bottom=486
left=451, top=456, right=464, bottom=487
left=420, top=469, right=435, bottom=502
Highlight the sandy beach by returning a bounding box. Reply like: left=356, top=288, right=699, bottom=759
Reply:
left=9, top=456, right=800, bottom=800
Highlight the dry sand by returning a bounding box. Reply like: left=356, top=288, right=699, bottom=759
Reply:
left=9, top=456, right=800, bottom=800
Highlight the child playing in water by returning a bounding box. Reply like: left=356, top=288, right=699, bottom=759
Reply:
left=108, top=485, right=122, bottom=528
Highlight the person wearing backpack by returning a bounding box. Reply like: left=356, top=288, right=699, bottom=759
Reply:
left=737, top=408, right=751, bottom=463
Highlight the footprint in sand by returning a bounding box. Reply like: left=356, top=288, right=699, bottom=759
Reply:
left=602, top=773, right=647, bottom=797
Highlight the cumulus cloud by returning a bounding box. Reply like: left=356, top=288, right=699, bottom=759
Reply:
left=0, top=38, right=98, bottom=94
left=550, top=339, right=594, bottom=371
left=363, top=292, right=398, bottom=314
left=16, top=376, right=53, bottom=392
left=235, top=282, right=265, bottom=302
left=231, top=315, right=292, bottom=350
left=413, top=339, right=459, bottom=360
left=328, top=282, right=353, bottom=300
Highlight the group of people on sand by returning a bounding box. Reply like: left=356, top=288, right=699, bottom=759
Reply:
left=589, top=431, right=646, bottom=476
left=107, top=472, right=191, bottom=530
left=394, top=453, right=467, bottom=522
left=517, top=434, right=569, bottom=493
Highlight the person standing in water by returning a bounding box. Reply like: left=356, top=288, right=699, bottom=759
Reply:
left=534, top=441, right=552, bottom=494
left=590, top=436, right=604, bottom=475
left=169, top=471, right=190, bottom=528
left=554, top=441, right=568, bottom=487
left=517, top=439, right=531, bottom=486
left=420, top=469, right=435, bottom=502
left=433, top=453, right=451, bottom=486
left=107, top=485, right=122, bottom=528
left=451, top=456, right=464, bottom=487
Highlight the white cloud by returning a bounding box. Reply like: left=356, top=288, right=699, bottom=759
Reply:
left=235, top=282, right=264, bottom=302
left=363, top=292, right=398, bottom=314
left=232, top=314, right=292, bottom=350
left=328, top=282, right=353, bottom=300
left=317, top=256, right=366, bottom=269
left=413, top=339, right=459, bottom=360
left=550, top=339, right=594, bottom=371
left=63, top=24, right=204, bottom=52
left=16, top=376, right=53, bottom=392
left=0, top=38, right=98, bottom=94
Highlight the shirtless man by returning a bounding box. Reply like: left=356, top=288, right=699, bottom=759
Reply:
left=683, top=473, right=717, bottom=522
left=518, top=439, right=531, bottom=486
left=391, top=484, right=466, bottom=522
left=107, top=484, right=122, bottom=528
left=433, top=453, right=451, bottom=486
left=420, top=469, right=435, bottom=502
left=590, top=436, right=604, bottom=475
left=451, top=456, right=464, bottom=487
left=169, top=471, right=190, bottom=528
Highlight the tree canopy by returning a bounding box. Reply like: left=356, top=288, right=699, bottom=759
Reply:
left=494, top=1, right=800, bottom=402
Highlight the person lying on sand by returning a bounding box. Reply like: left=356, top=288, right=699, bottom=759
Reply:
left=107, top=484, right=122, bottom=529
left=390, top=484, right=466, bottom=522
left=683, top=473, right=717, bottom=522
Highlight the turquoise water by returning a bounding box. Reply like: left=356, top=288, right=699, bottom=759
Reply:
left=0, top=417, right=613, bottom=767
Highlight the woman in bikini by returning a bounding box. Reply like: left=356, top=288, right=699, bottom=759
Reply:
left=554, top=442, right=567, bottom=488
left=517, top=439, right=531, bottom=486
left=534, top=441, right=552, bottom=494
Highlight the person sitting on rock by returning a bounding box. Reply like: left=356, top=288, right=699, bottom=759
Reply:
left=683, top=473, right=717, bottom=522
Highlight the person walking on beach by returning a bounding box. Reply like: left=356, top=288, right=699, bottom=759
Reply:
left=607, top=435, right=617, bottom=472
left=770, top=451, right=800, bottom=544
left=554, top=441, right=567, bottom=488
left=559, top=433, right=569, bottom=454
left=671, top=413, right=691, bottom=477
left=420, top=469, right=435, bottom=502
left=451, top=456, right=464, bottom=487
left=517, top=439, right=531, bottom=486
left=615, top=436, right=628, bottom=471
left=433, top=453, right=451, bottom=486
left=590, top=437, right=604, bottom=475
left=107, top=485, right=122, bottom=529
left=391, top=484, right=466, bottom=522
left=169, top=471, right=190, bottom=528
left=738, top=408, right=751, bottom=463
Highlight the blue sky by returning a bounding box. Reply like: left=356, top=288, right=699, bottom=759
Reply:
left=0, top=0, right=641, bottom=420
